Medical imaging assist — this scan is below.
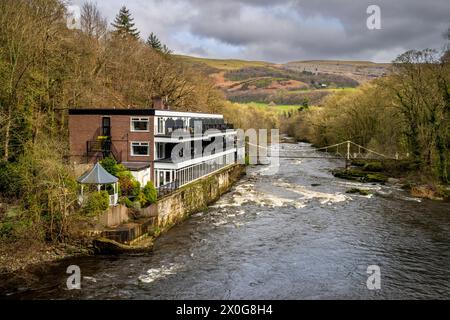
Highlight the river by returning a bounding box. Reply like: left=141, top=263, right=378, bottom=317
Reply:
left=2, top=142, right=450, bottom=299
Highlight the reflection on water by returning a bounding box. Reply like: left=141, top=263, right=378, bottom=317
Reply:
left=1, top=143, right=450, bottom=299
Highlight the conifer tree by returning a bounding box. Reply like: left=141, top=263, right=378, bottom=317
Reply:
left=146, top=32, right=162, bottom=51
left=111, top=6, right=140, bottom=39
left=146, top=32, right=172, bottom=54
left=162, top=44, right=173, bottom=55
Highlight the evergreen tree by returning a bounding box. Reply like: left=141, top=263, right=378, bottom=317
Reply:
left=162, top=44, right=173, bottom=55
left=146, top=32, right=162, bottom=51
left=111, top=6, right=140, bottom=39
left=146, top=32, right=172, bottom=55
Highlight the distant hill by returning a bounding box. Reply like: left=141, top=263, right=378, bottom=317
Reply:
left=285, top=60, right=391, bottom=84
left=175, top=55, right=274, bottom=71
left=175, top=55, right=391, bottom=107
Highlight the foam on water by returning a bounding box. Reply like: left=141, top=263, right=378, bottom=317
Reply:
left=138, top=263, right=181, bottom=284
left=212, top=183, right=306, bottom=209
left=274, top=182, right=350, bottom=204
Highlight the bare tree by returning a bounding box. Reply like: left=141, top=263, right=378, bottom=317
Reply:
left=80, top=1, right=107, bottom=40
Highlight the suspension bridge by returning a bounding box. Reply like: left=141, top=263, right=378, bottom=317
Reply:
left=247, top=140, right=400, bottom=168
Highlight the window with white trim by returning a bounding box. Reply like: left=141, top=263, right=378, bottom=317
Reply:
left=131, top=142, right=150, bottom=156
left=157, top=117, right=165, bottom=134
left=156, top=142, right=165, bottom=159
left=130, top=117, right=149, bottom=132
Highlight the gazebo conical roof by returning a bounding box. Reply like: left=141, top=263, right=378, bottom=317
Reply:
left=77, top=162, right=118, bottom=185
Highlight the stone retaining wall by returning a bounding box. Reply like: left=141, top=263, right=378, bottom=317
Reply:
left=154, top=164, right=245, bottom=230
left=98, top=164, right=245, bottom=245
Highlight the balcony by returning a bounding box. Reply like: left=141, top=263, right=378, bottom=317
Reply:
left=86, top=138, right=122, bottom=162
left=155, top=143, right=236, bottom=162
left=154, top=147, right=237, bottom=171
left=156, top=118, right=235, bottom=137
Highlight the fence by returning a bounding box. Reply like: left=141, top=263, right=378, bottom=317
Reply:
left=157, top=180, right=180, bottom=197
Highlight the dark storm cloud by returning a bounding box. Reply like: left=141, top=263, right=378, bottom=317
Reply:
left=70, top=0, right=450, bottom=62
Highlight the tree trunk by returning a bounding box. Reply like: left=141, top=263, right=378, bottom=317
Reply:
left=3, top=105, right=11, bottom=161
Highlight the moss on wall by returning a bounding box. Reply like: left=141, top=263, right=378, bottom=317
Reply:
left=155, top=164, right=245, bottom=230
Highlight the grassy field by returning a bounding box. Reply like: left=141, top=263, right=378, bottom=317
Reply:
left=287, top=60, right=391, bottom=67
left=286, top=87, right=358, bottom=94
left=233, top=102, right=301, bottom=113
left=175, top=55, right=275, bottom=71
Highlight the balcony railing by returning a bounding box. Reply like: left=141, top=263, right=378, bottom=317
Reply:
left=155, top=144, right=237, bottom=163
left=86, top=139, right=122, bottom=162
left=79, top=193, right=118, bottom=207
left=157, top=123, right=235, bottom=136
left=157, top=180, right=179, bottom=197
left=109, top=193, right=119, bottom=206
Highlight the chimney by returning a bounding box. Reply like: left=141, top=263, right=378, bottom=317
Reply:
left=152, top=96, right=170, bottom=110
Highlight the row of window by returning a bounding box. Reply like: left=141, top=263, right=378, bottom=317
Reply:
left=131, top=117, right=190, bottom=133
left=128, top=117, right=230, bottom=134
left=131, top=117, right=189, bottom=134
left=131, top=142, right=237, bottom=158
left=130, top=142, right=167, bottom=158
left=155, top=154, right=236, bottom=188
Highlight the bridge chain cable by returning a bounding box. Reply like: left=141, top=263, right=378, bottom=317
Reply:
left=246, top=140, right=394, bottom=160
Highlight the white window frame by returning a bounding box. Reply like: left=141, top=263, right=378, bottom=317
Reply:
left=155, top=142, right=165, bottom=160
left=156, top=117, right=165, bottom=134
left=130, top=141, right=150, bottom=157
left=130, top=117, right=150, bottom=132
left=155, top=169, right=174, bottom=187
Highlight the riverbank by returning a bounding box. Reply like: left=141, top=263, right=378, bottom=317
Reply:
left=0, top=164, right=246, bottom=274
left=0, top=241, right=92, bottom=274
left=4, top=142, right=449, bottom=299
left=332, top=159, right=450, bottom=201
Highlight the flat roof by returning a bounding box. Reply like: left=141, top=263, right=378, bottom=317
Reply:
left=69, top=108, right=155, bottom=116
left=121, top=162, right=152, bottom=171
left=68, top=108, right=223, bottom=118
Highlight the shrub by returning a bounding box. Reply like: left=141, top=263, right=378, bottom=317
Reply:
left=83, top=191, right=110, bottom=216
left=131, top=200, right=142, bottom=210
left=0, top=161, right=23, bottom=197
left=100, top=157, right=129, bottom=177
left=0, top=216, right=32, bottom=241
left=119, top=197, right=134, bottom=208
left=117, top=171, right=140, bottom=197
left=0, top=219, right=15, bottom=239
left=100, top=157, right=118, bottom=175
left=142, top=181, right=157, bottom=205
left=135, top=192, right=147, bottom=208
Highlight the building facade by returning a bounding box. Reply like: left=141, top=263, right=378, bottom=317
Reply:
left=68, top=105, right=238, bottom=190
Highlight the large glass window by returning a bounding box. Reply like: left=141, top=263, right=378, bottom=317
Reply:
left=131, top=142, right=150, bottom=156
left=131, top=117, right=149, bottom=132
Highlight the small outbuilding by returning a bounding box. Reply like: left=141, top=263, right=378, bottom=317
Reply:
left=77, top=162, right=119, bottom=206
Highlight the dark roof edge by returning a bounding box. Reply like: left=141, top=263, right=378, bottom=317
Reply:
left=69, top=108, right=156, bottom=116
left=121, top=162, right=152, bottom=171
left=68, top=108, right=224, bottom=116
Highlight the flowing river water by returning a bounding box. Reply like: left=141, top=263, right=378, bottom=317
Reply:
left=2, top=142, right=450, bottom=299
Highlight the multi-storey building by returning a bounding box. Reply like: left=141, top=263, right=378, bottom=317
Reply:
left=68, top=99, right=239, bottom=191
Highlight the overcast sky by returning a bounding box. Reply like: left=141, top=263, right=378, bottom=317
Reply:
left=68, top=0, right=450, bottom=63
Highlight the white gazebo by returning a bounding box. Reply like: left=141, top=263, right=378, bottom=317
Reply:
left=77, top=162, right=119, bottom=206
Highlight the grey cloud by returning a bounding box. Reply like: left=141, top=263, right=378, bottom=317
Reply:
left=70, top=0, right=450, bottom=62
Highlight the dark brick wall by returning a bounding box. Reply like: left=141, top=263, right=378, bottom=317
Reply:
left=69, top=114, right=154, bottom=171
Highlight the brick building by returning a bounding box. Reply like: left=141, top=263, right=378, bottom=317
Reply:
left=68, top=100, right=238, bottom=190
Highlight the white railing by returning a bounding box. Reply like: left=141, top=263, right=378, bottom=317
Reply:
left=109, top=193, right=118, bottom=206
